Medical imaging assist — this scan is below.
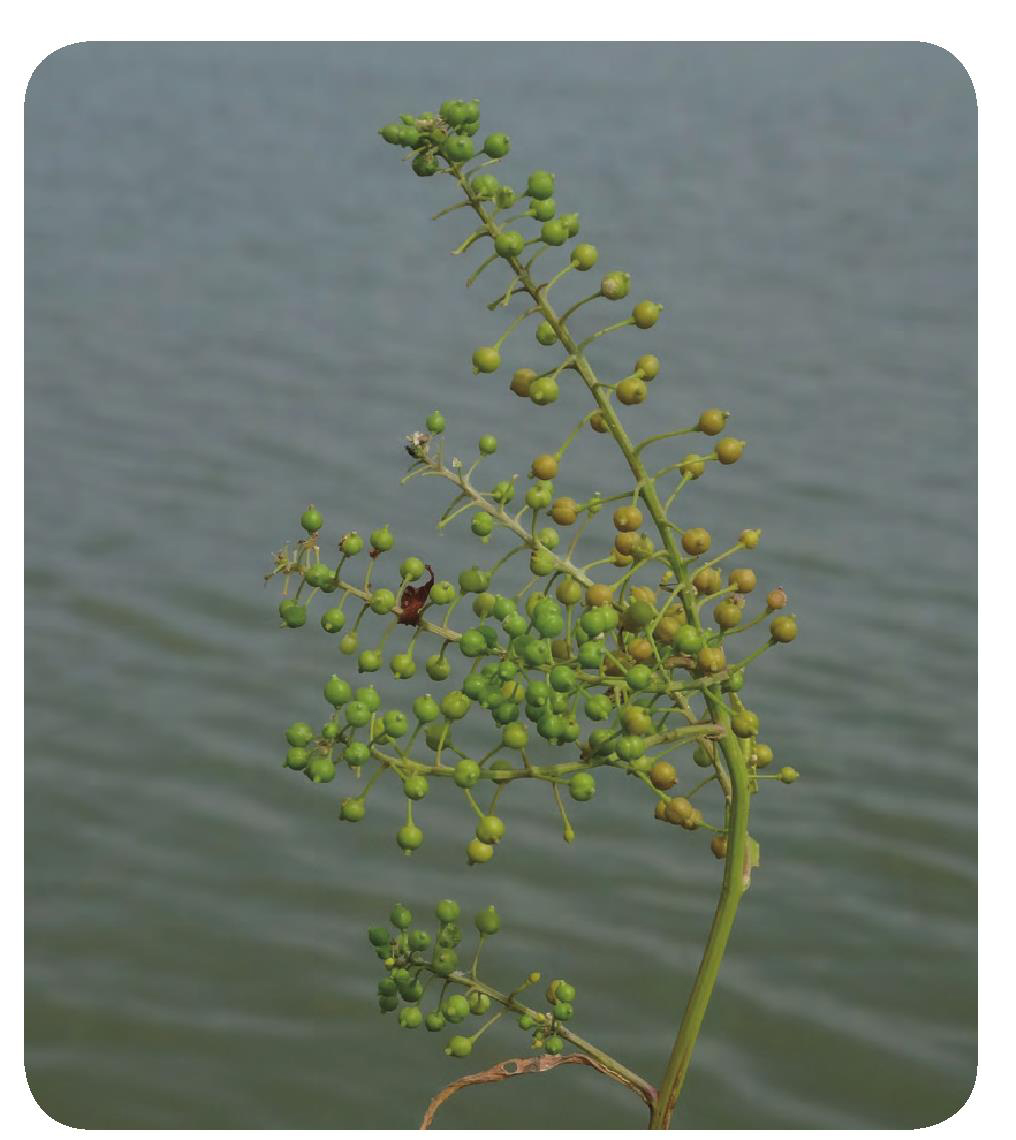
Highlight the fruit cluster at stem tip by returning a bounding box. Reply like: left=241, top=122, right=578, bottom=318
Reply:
left=265, top=96, right=800, bottom=1124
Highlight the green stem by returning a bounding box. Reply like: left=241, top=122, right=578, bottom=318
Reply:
left=649, top=708, right=749, bottom=1128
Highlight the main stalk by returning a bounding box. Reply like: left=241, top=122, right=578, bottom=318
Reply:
left=451, top=168, right=752, bottom=1129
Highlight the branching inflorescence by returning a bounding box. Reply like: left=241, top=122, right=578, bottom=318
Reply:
left=266, top=97, right=799, bottom=1129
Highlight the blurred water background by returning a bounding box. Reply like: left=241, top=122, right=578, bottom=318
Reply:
left=25, top=42, right=976, bottom=1129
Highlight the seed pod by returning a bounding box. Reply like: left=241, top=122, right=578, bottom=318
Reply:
left=531, top=454, right=558, bottom=480
left=770, top=615, right=798, bottom=643
left=693, top=567, right=722, bottom=595
left=729, top=568, right=758, bottom=594
left=617, top=376, right=648, bottom=405
left=715, top=437, right=745, bottom=465
left=681, top=527, right=712, bottom=556
left=650, top=760, right=677, bottom=791
left=696, top=408, right=727, bottom=435
left=664, top=796, right=694, bottom=825
left=766, top=587, right=788, bottom=610
left=679, top=454, right=706, bottom=479
left=511, top=367, right=537, bottom=398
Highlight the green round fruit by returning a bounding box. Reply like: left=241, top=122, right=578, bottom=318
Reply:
left=467, top=838, right=494, bottom=864
left=530, top=197, right=556, bottom=221
left=285, top=746, right=309, bottom=770
left=617, top=736, right=646, bottom=763
left=526, top=170, right=554, bottom=200
left=397, top=823, right=424, bottom=851
left=475, top=815, right=505, bottom=844
left=440, top=690, right=471, bottom=720
left=432, top=948, right=460, bottom=978
left=304, top=563, right=334, bottom=589
left=675, top=625, right=704, bottom=655
left=408, top=929, right=431, bottom=953
left=569, top=772, right=595, bottom=801
left=370, top=588, right=396, bottom=615
left=283, top=604, right=307, bottom=628
left=446, top=1034, right=473, bottom=1058
left=472, top=345, right=501, bottom=373
left=459, top=629, right=487, bottom=658
left=443, top=134, right=473, bottom=163
left=529, top=375, right=559, bottom=405
left=324, top=675, right=352, bottom=706
left=412, top=152, right=440, bottom=178
left=617, top=376, right=647, bottom=406
left=770, top=615, right=798, bottom=643
left=306, top=753, right=336, bottom=783
left=402, top=773, right=429, bottom=801
left=470, top=173, right=500, bottom=199
left=632, top=299, right=662, bottom=329
left=453, top=759, right=480, bottom=788
left=344, top=741, right=370, bottom=767
left=468, top=991, right=491, bottom=1015
left=370, top=525, right=394, bottom=552
left=320, top=607, right=346, bottom=633
left=731, top=710, right=760, bottom=738
left=483, top=132, right=511, bottom=157
left=540, top=219, right=568, bottom=246
left=285, top=722, right=315, bottom=748
left=398, top=1006, right=423, bottom=1029
left=570, top=242, right=598, bottom=270
left=626, top=664, right=653, bottom=691
left=339, top=797, right=365, bottom=822
left=494, top=230, right=525, bottom=258
left=412, top=694, right=440, bottom=723
left=400, top=556, right=426, bottom=582
left=535, top=320, right=558, bottom=345
left=459, top=566, right=491, bottom=594
left=636, top=353, right=660, bottom=380
left=344, top=700, right=372, bottom=727
left=300, top=505, right=323, bottom=533
left=502, top=723, right=527, bottom=749
left=474, top=905, right=501, bottom=934
left=600, top=271, right=631, bottom=301
left=436, top=899, right=460, bottom=923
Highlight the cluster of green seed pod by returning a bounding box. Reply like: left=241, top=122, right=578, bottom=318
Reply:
left=269, top=407, right=797, bottom=862
left=367, top=899, right=577, bottom=1060
left=381, top=96, right=669, bottom=403
left=380, top=100, right=510, bottom=180
left=267, top=98, right=801, bottom=1105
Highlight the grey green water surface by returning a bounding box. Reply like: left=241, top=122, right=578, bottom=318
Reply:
left=25, top=42, right=976, bottom=1129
